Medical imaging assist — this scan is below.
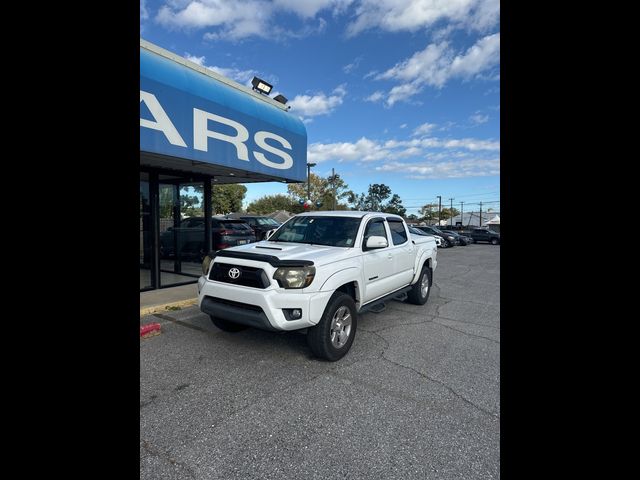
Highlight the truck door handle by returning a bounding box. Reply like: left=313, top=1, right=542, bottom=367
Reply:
left=387, top=254, right=393, bottom=259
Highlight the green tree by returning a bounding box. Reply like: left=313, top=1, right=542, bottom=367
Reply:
left=287, top=172, right=351, bottom=210
left=439, top=207, right=460, bottom=222
left=381, top=193, right=406, bottom=216
left=211, top=184, right=247, bottom=214
left=419, top=203, right=438, bottom=223
left=246, top=194, right=298, bottom=214
left=347, top=184, right=405, bottom=214
left=364, top=183, right=392, bottom=211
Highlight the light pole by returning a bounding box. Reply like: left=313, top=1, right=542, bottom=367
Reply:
left=449, top=197, right=454, bottom=227
left=460, top=201, right=464, bottom=227
left=307, top=162, right=317, bottom=208
left=436, top=196, right=442, bottom=226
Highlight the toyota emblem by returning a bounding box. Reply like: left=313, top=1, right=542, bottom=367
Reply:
left=228, top=267, right=241, bottom=279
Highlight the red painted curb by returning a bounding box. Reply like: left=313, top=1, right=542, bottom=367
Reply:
left=140, top=323, right=161, bottom=337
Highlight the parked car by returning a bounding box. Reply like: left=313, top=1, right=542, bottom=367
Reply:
left=467, top=228, right=501, bottom=245
left=239, top=215, right=282, bottom=240
left=441, top=230, right=472, bottom=246
left=160, top=217, right=256, bottom=260
left=198, top=211, right=438, bottom=361
left=409, top=225, right=443, bottom=247
left=415, top=225, right=458, bottom=247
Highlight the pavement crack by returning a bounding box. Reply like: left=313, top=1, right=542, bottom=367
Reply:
left=432, top=320, right=500, bottom=344
left=380, top=355, right=500, bottom=420
left=141, top=439, right=196, bottom=479
left=435, top=315, right=500, bottom=330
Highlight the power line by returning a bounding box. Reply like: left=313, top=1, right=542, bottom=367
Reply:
left=402, top=191, right=500, bottom=201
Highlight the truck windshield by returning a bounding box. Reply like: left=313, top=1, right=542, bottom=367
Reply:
left=269, top=216, right=362, bottom=247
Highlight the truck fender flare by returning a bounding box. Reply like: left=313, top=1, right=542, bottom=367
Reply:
left=411, top=251, right=433, bottom=285
left=319, top=267, right=362, bottom=306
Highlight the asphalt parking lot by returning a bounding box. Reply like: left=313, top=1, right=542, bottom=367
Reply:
left=140, top=244, right=500, bottom=480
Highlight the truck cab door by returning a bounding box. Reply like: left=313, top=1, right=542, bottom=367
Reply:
left=386, top=219, right=415, bottom=289
left=361, top=218, right=394, bottom=304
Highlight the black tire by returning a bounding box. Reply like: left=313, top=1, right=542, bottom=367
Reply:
left=307, top=292, right=358, bottom=361
left=407, top=265, right=432, bottom=305
left=209, top=315, right=248, bottom=332
left=491, top=238, right=499, bottom=245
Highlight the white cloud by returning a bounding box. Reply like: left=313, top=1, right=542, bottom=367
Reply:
left=346, top=0, right=499, bottom=37
left=400, top=123, right=407, bottom=129
left=412, top=122, right=437, bottom=136
left=273, top=0, right=354, bottom=18
left=469, top=113, right=489, bottom=125
left=343, top=55, right=363, bottom=73
left=141, top=0, right=149, bottom=20
left=365, top=91, right=384, bottom=103
left=385, top=82, right=423, bottom=107
left=375, top=158, right=500, bottom=179
left=376, top=33, right=500, bottom=106
left=184, top=53, right=258, bottom=84
left=288, top=85, right=347, bottom=118
left=307, top=134, right=499, bottom=166
left=156, top=0, right=350, bottom=40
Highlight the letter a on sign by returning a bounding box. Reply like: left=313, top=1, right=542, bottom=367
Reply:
left=140, top=90, right=187, bottom=147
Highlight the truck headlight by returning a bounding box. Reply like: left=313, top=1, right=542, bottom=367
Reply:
left=202, top=255, right=213, bottom=275
left=273, top=266, right=316, bottom=289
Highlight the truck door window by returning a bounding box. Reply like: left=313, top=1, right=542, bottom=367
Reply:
left=363, top=219, right=387, bottom=250
left=388, top=220, right=408, bottom=245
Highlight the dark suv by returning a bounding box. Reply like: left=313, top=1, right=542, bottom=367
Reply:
left=239, top=216, right=282, bottom=240
left=467, top=228, right=500, bottom=245
left=160, top=217, right=256, bottom=259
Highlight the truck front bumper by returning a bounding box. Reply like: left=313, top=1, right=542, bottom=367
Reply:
left=197, top=275, right=334, bottom=331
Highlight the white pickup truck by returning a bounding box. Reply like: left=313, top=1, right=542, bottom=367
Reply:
left=198, top=211, right=438, bottom=361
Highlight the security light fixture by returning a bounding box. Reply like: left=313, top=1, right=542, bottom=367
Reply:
left=251, top=76, right=273, bottom=95
left=273, top=94, right=288, bottom=105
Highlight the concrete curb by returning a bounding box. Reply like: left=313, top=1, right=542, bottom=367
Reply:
left=140, top=298, right=198, bottom=317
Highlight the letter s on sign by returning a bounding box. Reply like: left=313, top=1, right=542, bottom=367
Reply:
left=253, top=131, right=293, bottom=170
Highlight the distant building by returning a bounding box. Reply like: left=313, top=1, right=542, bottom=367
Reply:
left=449, top=211, right=500, bottom=231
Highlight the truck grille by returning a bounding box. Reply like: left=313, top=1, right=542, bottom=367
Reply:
left=209, top=262, right=270, bottom=289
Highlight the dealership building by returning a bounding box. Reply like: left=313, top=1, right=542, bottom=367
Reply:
left=140, top=39, right=307, bottom=291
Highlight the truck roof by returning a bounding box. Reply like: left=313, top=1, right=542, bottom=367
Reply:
left=294, top=211, right=404, bottom=220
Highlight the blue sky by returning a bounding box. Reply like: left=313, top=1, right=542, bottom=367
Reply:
left=141, top=0, right=500, bottom=216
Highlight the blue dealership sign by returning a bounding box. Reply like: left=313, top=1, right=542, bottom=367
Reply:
left=140, top=43, right=307, bottom=182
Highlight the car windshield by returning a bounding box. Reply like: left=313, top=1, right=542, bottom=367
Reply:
left=255, top=217, right=279, bottom=226
left=269, top=216, right=362, bottom=247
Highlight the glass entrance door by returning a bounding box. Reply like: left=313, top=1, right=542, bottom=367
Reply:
left=140, top=179, right=153, bottom=290
left=158, top=180, right=205, bottom=287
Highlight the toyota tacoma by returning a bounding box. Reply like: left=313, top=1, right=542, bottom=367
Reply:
left=198, top=211, right=438, bottom=361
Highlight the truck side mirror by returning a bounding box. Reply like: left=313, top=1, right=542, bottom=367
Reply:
left=366, top=236, right=388, bottom=249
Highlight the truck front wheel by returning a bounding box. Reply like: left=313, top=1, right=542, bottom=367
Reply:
left=407, top=265, right=432, bottom=305
left=307, top=292, right=358, bottom=361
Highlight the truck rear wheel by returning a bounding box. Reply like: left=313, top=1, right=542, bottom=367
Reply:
left=307, top=292, right=357, bottom=361
left=209, top=315, right=248, bottom=332
left=407, top=265, right=432, bottom=305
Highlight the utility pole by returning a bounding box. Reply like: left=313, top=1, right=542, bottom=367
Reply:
left=436, top=196, right=442, bottom=226
left=449, top=197, right=454, bottom=227
left=460, top=201, right=464, bottom=228
left=479, top=201, right=483, bottom=227
left=306, top=162, right=316, bottom=208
